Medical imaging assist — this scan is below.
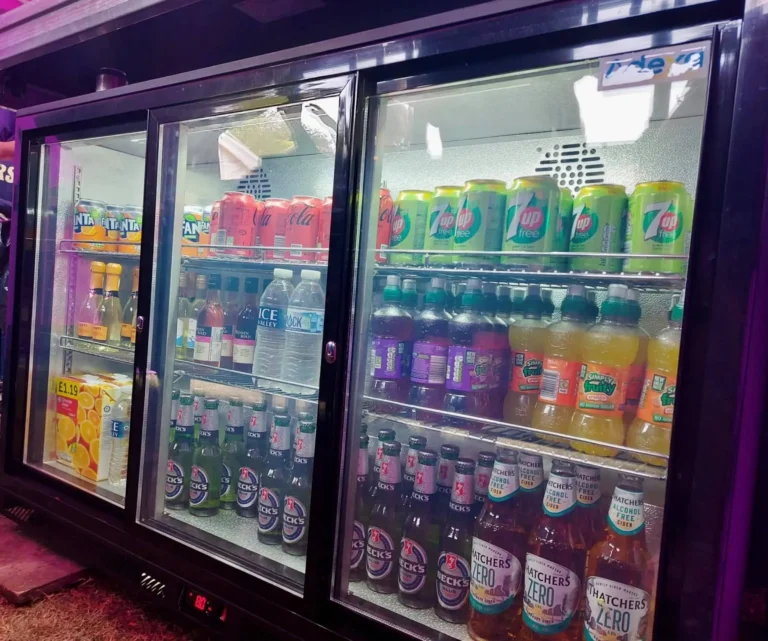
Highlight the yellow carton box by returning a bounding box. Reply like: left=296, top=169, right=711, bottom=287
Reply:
left=53, top=373, right=132, bottom=482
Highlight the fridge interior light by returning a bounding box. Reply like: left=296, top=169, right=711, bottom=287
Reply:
left=425, top=122, right=443, bottom=159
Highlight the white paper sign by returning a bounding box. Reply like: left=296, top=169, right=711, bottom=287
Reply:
left=598, top=42, right=710, bottom=90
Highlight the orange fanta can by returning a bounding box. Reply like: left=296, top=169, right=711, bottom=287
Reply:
left=119, top=206, right=143, bottom=254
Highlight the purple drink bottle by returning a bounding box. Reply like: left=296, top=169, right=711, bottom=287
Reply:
left=409, top=277, right=451, bottom=420
left=480, top=282, right=510, bottom=420
left=443, top=278, right=494, bottom=429
left=370, top=275, right=413, bottom=413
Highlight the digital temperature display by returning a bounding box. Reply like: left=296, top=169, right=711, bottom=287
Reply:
left=183, top=589, right=227, bottom=623
left=194, top=594, right=207, bottom=611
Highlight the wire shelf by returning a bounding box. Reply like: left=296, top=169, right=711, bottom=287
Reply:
left=59, top=335, right=134, bottom=363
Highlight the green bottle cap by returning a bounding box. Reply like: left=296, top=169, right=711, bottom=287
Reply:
left=203, top=398, right=218, bottom=410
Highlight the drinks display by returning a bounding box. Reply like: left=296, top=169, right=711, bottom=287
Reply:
left=503, top=176, right=559, bottom=269
left=233, top=277, right=259, bottom=373
left=255, top=269, right=294, bottom=381
left=121, top=267, right=138, bottom=348
left=390, top=190, right=431, bottom=265
left=190, top=398, right=222, bottom=517
left=73, top=199, right=107, bottom=250
left=94, top=263, right=123, bottom=345
left=77, top=261, right=105, bottom=339
left=425, top=186, right=462, bottom=264
left=282, top=417, right=315, bottom=555
left=569, top=185, right=628, bottom=273
left=220, top=277, right=240, bottom=369
left=282, top=270, right=326, bottom=388
left=119, top=205, right=142, bottom=254
left=261, top=198, right=290, bottom=260
left=193, top=274, right=225, bottom=367
left=455, top=180, right=506, bottom=268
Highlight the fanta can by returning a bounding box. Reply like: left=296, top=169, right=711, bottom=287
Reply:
left=103, top=205, right=122, bottom=252
left=286, top=196, right=321, bottom=262
left=424, top=186, right=462, bottom=265
left=119, top=206, right=142, bottom=254
left=181, top=206, right=210, bottom=257
left=453, top=179, right=506, bottom=268
left=260, top=198, right=290, bottom=261
left=375, top=188, right=394, bottom=264
left=502, top=175, right=559, bottom=269
left=318, top=197, right=332, bottom=263
left=73, top=199, right=107, bottom=251
left=390, top=190, right=430, bottom=265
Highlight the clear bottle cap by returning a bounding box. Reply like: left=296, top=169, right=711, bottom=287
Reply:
left=403, top=279, right=417, bottom=291
left=430, top=277, right=445, bottom=289
left=386, top=275, right=401, bottom=287
left=274, top=268, right=294, bottom=280
left=607, top=283, right=628, bottom=299
left=466, top=277, right=482, bottom=291
left=300, top=269, right=321, bottom=281
left=568, top=284, right=586, bottom=297
left=626, top=288, right=639, bottom=302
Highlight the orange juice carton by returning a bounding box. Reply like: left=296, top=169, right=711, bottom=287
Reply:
left=53, top=373, right=132, bottom=482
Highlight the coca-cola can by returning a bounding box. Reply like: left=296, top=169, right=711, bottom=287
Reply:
left=260, top=198, right=290, bottom=261
left=286, top=196, right=321, bottom=262
left=376, top=188, right=394, bottom=263
left=208, top=200, right=222, bottom=256
left=318, top=197, right=332, bottom=263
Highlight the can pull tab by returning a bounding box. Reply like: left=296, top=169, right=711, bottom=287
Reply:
left=324, top=341, right=336, bottom=364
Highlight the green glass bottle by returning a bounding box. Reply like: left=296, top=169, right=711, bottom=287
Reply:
left=257, top=410, right=291, bottom=544
left=189, top=398, right=222, bottom=517
left=220, top=398, right=245, bottom=510
left=282, top=418, right=316, bottom=556
left=165, top=392, right=194, bottom=510
left=236, top=395, right=268, bottom=518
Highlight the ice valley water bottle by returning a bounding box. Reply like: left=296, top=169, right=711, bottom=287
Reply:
left=255, top=268, right=294, bottom=382
left=281, top=269, right=325, bottom=389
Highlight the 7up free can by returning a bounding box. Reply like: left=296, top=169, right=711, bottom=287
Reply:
left=624, top=181, right=694, bottom=274
left=502, top=176, right=559, bottom=269
left=453, top=179, right=506, bottom=267
left=390, top=190, right=431, bottom=265
left=424, top=186, right=462, bottom=265
left=569, top=184, right=627, bottom=273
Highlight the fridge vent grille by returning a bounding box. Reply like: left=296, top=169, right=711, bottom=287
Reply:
left=1, top=504, right=35, bottom=524
left=534, top=142, right=605, bottom=192
left=139, top=572, right=167, bottom=599
left=236, top=168, right=272, bottom=200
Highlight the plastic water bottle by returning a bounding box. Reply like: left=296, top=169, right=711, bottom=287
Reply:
left=109, top=398, right=131, bottom=486
left=254, top=268, right=294, bottom=383
left=281, top=270, right=326, bottom=390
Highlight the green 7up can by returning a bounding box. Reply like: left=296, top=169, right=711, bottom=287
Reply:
left=424, top=186, right=462, bottom=265
left=623, top=181, right=694, bottom=274
left=390, top=190, right=431, bottom=265
left=569, top=184, right=627, bottom=273
left=452, top=179, right=506, bottom=267
left=502, top=176, right=559, bottom=269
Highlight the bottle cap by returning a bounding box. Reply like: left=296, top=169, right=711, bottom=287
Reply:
left=477, top=451, right=496, bottom=467
left=106, top=263, right=122, bottom=276
left=403, top=279, right=417, bottom=291
left=527, top=284, right=541, bottom=297
left=301, top=269, right=322, bottom=281
left=360, top=434, right=369, bottom=448
left=497, top=285, right=510, bottom=297
left=383, top=276, right=402, bottom=302
left=382, top=441, right=401, bottom=456
left=274, top=268, right=293, bottom=280
left=455, top=458, right=476, bottom=475
left=378, top=427, right=396, bottom=442
left=602, top=283, right=628, bottom=317
left=385, top=275, right=401, bottom=288
left=196, top=275, right=207, bottom=287
left=466, top=277, right=482, bottom=292
left=179, top=393, right=194, bottom=405
left=440, top=444, right=460, bottom=460
left=91, top=261, right=106, bottom=273
left=482, top=282, right=495, bottom=295
left=204, top=398, right=219, bottom=410
left=228, top=398, right=243, bottom=407
left=512, top=289, right=525, bottom=301
left=541, top=289, right=552, bottom=301
left=172, top=389, right=180, bottom=400
left=568, top=284, right=586, bottom=297
left=430, top=277, right=445, bottom=289
left=417, top=449, right=438, bottom=466
left=408, top=435, right=427, bottom=450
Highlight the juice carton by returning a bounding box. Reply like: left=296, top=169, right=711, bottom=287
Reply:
left=54, top=373, right=132, bottom=482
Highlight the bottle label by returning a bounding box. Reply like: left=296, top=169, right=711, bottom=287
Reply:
left=445, top=346, right=493, bottom=391
left=220, top=463, right=233, bottom=501
left=236, top=467, right=259, bottom=508
left=436, top=551, right=472, bottom=610
left=636, top=370, right=676, bottom=426
left=258, top=487, right=282, bottom=532
left=518, top=453, right=544, bottom=492
left=523, top=554, right=581, bottom=635
left=282, top=496, right=308, bottom=544
left=249, top=408, right=268, bottom=435
left=351, top=521, right=365, bottom=569
left=77, top=322, right=93, bottom=338
left=505, top=190, right=550, bottom=245
left=186, top=318, right=197, bottom=350
left=378, top=454, right=401, bottom=487
left=543, top=473, right=577, bottom=516
left=366, top=526, right=396, bottom=580
left=410, top=342, right=449, bottom=384
left=357, top=446, right=369, bottom=479
left=539, top=356, right=581, bottom=406
left=221, top=325, right=234, bottom=358
left=584, top=577, right=650, bottom=641
left=510, top=350, right=544, bottom=393
left=399, top=538, right=429, bottom=594
left=111, top=420, right=126, bottom=439
left=295, top=429, right=316, bottom=459
left=165, top=459, right=184, bottom=501
left=404, top=447, right=420, bottom=482
left=92, top=325, right=108, bottom=341
left=624, top=364, right=645, bottom=410
left=176, top=319, right=184, bottom=348
left=121, top=322, right=133, bottom=339
left=449, top=471, right=475, bottom=510
left=576, top=466, right=601, bottom=507
left=469, top=538, right=523, bottom=615
left=474, top=465, right=492, bottom=503
left=489, top=460, right=519, bottom=502
left=189, top=465, right=211, bottom=506
left=258, top=306, right=285, bottom=330
left=194, top=326, right=224, bottom=362
left=270, top=424, right=290, bottom=453
left=233, top=328, right=257, bottom=365
left=286, top=307, right=325, bottom=334
left=413, top=463, right=437, bottom=498
left=371, top=338, right=407, bottom=379
left=608, top=487, right=645, bottom=535
left=437, top=457, right=455, bottom=496
left=577, top=363, right=627, bottom=416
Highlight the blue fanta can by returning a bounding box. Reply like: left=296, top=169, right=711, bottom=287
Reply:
left=255, top=268, right=294, bottom=383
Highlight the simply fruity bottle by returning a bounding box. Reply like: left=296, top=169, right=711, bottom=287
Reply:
left=443, top=278, right=493, bottom=426
left=622, top=289, right=649, bottom=426
left=481, top=282, right=510, bottom=419
left=569, top=284, right=638, bottom=456
left=530, top=285, right=588, bottom=441
left=625, top=292, right=683, bottom=465
left=503, top=285, right=547, bottom=427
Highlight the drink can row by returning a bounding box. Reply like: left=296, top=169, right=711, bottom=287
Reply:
left=73, top=199, right=143, bottom=254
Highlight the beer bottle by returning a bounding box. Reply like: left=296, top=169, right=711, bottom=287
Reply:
left=436, top=444, right=460, bottom=521
left=472, top=451, right=496, bottom=520
left=468, top=454, right=526, bottom=640
left=282, top=418, right=315, bottom=556
left=189, top=398, right=222, bottom=517
left=257, top=411, right=291, bottom=545
left=435, top=458, right=476, bottom=623
left=220, top=399, right=245, bottom=510
left=574, top=464, right=603, bottom=550
left=369, top=427, right=397, bottom=504
left=518, top=452, right=545, bottom=533
left=401, top=435, right=427, bottom=510
left=351, top=433, right=371, bottom=583
left=366, top=441, right=403, bottom=594
left=165, top=392, right=194, bottom=510
left=193, top=393, right=204, bottom=445
left=520, top=459, right=586, bottom=641
left=236, top=396, right=268, bottom=518
left=583, top=475, right=651, bottom=641
left=398, top=449, right=440, bottom=609
left=169, top=388, right=180, bottom=445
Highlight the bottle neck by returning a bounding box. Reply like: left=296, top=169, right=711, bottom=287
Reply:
left=89, top=287, right=104, bottom=296
left=105, top=275, right=120, bottom=294
left=224, top=290, right=238, bottom=305
left=206, top=288, right=221, bottom=304
left=244, top=292, right=258, bottom=306
left=194, top=286, right=206, bottom=300
left=175, top=423, right=194, bottom=440
left=292, top=454, right=314, bottom=472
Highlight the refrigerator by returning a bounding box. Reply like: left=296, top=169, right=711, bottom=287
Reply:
left=2, top=1, right=767, bottom=640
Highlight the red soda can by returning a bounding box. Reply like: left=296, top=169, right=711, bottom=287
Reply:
left=251, top=199, right=266, bottom=261
left=220, top=192, right=258, bottom=257
left=376, top=188, right=394, bottom=263
left=286, top=196, right=321, bottom=262
left=208, top=200, right=221, bottom=256
left=318, top=197, right=332, bottom=263
left=260, top=198, right=290, bottom=260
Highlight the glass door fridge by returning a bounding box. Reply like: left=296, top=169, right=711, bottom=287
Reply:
left=333, top=41, right=712, bottom=640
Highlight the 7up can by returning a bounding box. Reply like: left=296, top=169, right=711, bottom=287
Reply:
left=502, top=176, right=559, bottom=269
left=424, top=186, right=462, bottom=265
left=624, top=181, right=694, bottom=274
left=390, top=190, right=431, bottom=265
left=453, top=179, right=506, bottom=267
left=569, top=184, right=627, bottom=273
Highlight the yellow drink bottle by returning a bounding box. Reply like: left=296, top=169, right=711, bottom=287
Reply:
left=626, top=293, right=682, bottom=465
left=503, top=285, right=548, bottom=427
left=622, top=288, right=649, bottom=427
left=531, top=285, right=588, bottom=441
left=569, top=284, right=638, bottom=456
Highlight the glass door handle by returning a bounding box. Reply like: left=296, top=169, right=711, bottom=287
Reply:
left=136, top=316, right=145, bottom=333
left=324, top=341, right=336, bottom=364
